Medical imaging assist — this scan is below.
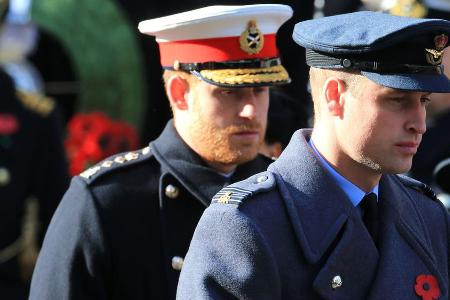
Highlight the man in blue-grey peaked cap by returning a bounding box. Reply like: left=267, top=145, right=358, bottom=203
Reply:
left=177, top=11, right=450, bottom=300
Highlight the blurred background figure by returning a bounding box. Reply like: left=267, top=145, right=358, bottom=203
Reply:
left=0, top=0, right=42, bottom=94
left=260, top=89, right=310, bottom=159
left=433, top=157, right=450, bottom=209
left=0, top=0, right=69, bottom=298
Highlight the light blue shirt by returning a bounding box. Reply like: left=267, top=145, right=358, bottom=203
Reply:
left=309, top=139, right=379, bottom=207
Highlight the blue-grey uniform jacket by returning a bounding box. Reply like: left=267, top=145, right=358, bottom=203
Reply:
left=177, top=129, right=450, bottom=300
left=28, top=121, right=272, bottom=300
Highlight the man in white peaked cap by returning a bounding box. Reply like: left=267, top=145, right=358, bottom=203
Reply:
left=28, top=4, right=292, bottom=300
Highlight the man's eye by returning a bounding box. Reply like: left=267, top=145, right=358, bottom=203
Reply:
left=220, top=89, right=235, bottom=95
left=254, top=87, right=266, bottom=94
left=390, top=97, right=406, bottom=103
left=421, top=97, right=431, bottom=105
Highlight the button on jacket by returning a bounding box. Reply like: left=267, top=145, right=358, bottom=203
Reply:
left=29, top=120, right=272, bottom=300
left=177, top=129, right=450, bottom=300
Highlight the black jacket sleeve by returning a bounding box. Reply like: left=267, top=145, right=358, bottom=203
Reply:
left=29, top=178, right=111, bottom=300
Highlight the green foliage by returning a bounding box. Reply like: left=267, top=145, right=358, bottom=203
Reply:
left=31, top=0, right=145, bottom=130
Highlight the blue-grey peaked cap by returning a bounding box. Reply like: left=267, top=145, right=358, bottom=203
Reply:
left=293, top=11, right=450, bottom=93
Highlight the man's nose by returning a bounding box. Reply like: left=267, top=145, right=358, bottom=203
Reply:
left=406, top=102, right=427, bottom=135
left=239, top=92, right=258, bottom=119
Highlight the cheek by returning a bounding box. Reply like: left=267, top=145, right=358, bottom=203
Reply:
left=343, top=112, right=378, bottom=150
left=258, top=102, right=269, bottom=123
left=193, top=96, right=224, bottom=121
left=257, top=94, right=270, bottom=119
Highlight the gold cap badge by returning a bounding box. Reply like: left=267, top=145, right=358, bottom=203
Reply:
left=425, top=34, right=448, bottom=65
left=240, top=20, right=264, bottom=55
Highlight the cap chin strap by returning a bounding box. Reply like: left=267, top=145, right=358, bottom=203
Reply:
left=306, top=49, right=444, bottom=75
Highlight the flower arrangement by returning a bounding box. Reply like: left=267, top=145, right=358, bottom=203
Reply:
left=65, top=112, right=140, bottom=176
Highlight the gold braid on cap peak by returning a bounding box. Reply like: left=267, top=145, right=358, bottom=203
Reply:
left=200, top=65, right=289, bottom=84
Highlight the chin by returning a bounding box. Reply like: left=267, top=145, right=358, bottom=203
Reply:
left=237, top=153, right=258, bottom=164
left=232, top=148, right=260, bottom=165
left=383, top=161, right=413, bottom=175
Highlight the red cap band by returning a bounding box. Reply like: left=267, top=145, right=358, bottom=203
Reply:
left=158, top=34, right=278, bottom=67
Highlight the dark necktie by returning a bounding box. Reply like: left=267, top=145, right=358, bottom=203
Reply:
left=360, top=192, right=378, bottom=245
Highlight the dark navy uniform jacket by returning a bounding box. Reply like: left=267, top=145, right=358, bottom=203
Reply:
left=177, top=129, right=450, bottom=300
left=29, top=120, right=272, bottom=300
left=0, top=70, right=69, bottom=299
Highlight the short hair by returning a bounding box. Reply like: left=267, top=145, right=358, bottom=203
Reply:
left=309, top=67, right=363, bottom=123
left=162, top=70, right=197, bottom=89
left=162, top=70, right=201, bottom=116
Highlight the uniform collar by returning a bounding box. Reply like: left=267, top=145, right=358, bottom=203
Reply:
left=151, top=120, right=270, bottom=206
left=269, top=129, right=440, bottom=278
left=308, top=139, right=379, bottom=206
left=268, top=129, right=355, bottom=263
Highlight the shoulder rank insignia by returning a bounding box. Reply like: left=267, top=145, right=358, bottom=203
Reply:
left=212, top=172, right=276, bottom=206
left=16, top=91, right=55, bottom=117
left=397, top=174, right=438, bottom=201
left=240, top=20, right=264, bottom=55
left=80, top=146, right=152, bottom=181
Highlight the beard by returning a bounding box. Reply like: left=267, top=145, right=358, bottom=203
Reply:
left=188, top=117, right=265, bottom=167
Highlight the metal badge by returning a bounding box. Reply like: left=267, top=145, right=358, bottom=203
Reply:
left=124, top=152, right=139, bottom=161
left=101, top=160, right=114, bottom=168
left=165, top=184, right=179, bottom=199
left=114, top=156, right=126, bottom=164
left=425, top=34, right=448, bottom=65
left=240, top=20, right=264, bottom=55
left=255, top=175, right=268, bottom=184
left=171, top=256, right=184, bottom=271
left=331, top=275, right=343, bottom=289
left=142, top=146, right=151, bottom=155
left=173, top=60, right=180, bottom=71
left=80, top=166, right=101, bottom=179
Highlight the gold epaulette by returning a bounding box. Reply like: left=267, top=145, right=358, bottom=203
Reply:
left=16, top=91, right=55, bottom=117
left=79, top=146, right=152, bottom=182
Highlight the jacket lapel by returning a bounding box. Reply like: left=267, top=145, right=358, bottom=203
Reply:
left=366, top=175, right=446, bottom=299
left=269, top=129, right=380, bottom=299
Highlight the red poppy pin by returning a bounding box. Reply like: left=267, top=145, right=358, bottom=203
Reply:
left=434, top=34, right=448, bottom=50
left=0, top=114, right=19, bottom=135
left=414, top=274, right=441, bottom=300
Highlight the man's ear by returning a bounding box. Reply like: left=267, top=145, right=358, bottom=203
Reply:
left=167, top=75, right=190, bottom=111
left=323, top=76, right=347, bottom=117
